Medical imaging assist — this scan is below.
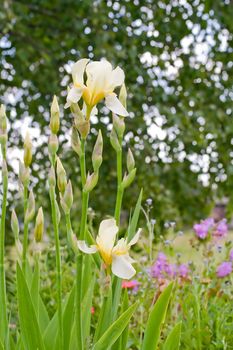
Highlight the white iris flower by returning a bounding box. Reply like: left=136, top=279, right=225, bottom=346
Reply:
left=65, top=59, right=128, bottom=117
left=77, top=218, right=141, bottom=280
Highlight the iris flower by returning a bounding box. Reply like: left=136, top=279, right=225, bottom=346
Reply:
left=65, top=59, right=128, bottom=117
left=77, top=218, right=140, bottom=279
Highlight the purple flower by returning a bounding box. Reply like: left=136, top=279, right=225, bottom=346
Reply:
left=214, top=219, right=228, bottom=238
left=178, top=264, right=189, bottom=278
left=229, top=249, right=233, bottom=262
left=193, top=218, right=214, bottom=239
left=216, top=261, right=232, bottom=278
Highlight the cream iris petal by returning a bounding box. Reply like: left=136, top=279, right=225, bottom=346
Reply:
left=71, top=58, right=89, bottom=85
left=105, top=93, right=129, bottom=116
left=112, top=254, right=136, bottom=279
left=65, top=87, right=83, bottom=109
left=77, top=241, right=98, bottom=254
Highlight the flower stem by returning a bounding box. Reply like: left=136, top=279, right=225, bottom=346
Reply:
left=114, top=146, right=124, bottom=226
left=0, top=145, right=8, bottom=341
left=49, top=173, right=63, bottom=350
left=76, top=137, right=88, bottom=350
left=22, top=186, right=29, bottom=274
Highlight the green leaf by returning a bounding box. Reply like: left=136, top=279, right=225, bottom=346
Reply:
left=63, top=284, right=76, bottom=350
left=94, top=286, right=112, bottom=342
left=127, top=189, right=143, bottom=242
left=93, top=302, right=138, bottom=350
left=82, top=275, right=95, bottom=344
left=30, top=257, right=40, bottom=316
left=163, top=322, right=182, bottom=350
left=16, top=264, right=45, bottom=350
left=142, top=282, right=173, bottom=350
left=38, top=297, right=50, bottom=333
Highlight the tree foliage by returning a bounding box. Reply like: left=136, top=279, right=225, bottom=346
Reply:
left=1, top=0, right=233, bottom=229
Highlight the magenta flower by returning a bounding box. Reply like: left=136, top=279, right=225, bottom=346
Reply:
left=216, top=261, right=232, bottom=278
left=178, top=264, right=189, bottom=278
left=214, top=219, right=228, bottom=238
left=122, top=280, right=140, bottom=291
left=229, top=249, right=233, bottom=262
left=193, top=218, right=214, bottom=239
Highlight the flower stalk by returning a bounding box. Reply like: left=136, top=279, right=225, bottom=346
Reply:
left=0, top=105, right=8, bottom=342
left=48, top=97, right=63, bottom=350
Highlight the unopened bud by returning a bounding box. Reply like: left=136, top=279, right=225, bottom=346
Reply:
left=48, top=166, right=56, bottom=187
left=75, top=118, right=90, bottom=139
left=113, top=114, right=125, bottom=139
left=11, top=210, right=19, bottom=240
left=0, top=105, right=7, bottom=146
left=119, top=84, right=127, bottom=109
left=55, top=200, right=61, bottom=224
left=121, top=168, right=136, bottom=189
left=56, top=157, right=67, bottom=194
left=50, top=95, right=60, bottom=134
left=110, top=129, right=121, bottom=153
left=61, top=180, right=73, bottom=214
left=83, top=172, right=99, bottom=193
left=24, top=131, right=32, bottom=167
left=25, top=190, right=35, bottom=223
left=19, top=161, right=30, bottom=187
left=48, top=133, right=59, bottom=156
left=127, top=148, right=135, bottom=172
left=71, top=127, right=82, bottom=157
left=92, top=130, right=103, bottom=172
left=34, top=207, right=44, bottom=242
left=2, top=160, right=8, bottom=188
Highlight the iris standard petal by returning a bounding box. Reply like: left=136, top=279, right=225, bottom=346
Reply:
left=128, top=228, right=142, bottom=246
left=105, top=93, right=129, bottom=116
left=109, top=66, right=125, bottom=89
left=96, top=218, right=118, bottom=254
left=71, top=58, right=89, bottom=85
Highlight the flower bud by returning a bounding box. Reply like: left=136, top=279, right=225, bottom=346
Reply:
left=48, top=166, right=56, bottom=187
left=127, top=148, right=135, bottom=172
left=119, top=83, right=127, bottom=109
left=92, top=130, right=103, bottom=172
left=55, top=200, right=61, bottom=224
left=25, top=189, right=35, bottom=223
left=75, top=118, right=90, bottom=139
left=56, top=157, right=67, bottom=194
left=121, top=168, right=136, bottom=189
left=110, top=129, right=121, bottom=153
left=50, top=95, right=60, bottom=134
left=19, top=161, right=30, bottom=187
left=61, top=180, right=73, bottom=214
left=71, top=127, right=82, bottom=157
left=113, top=114, right=125, bottom=139
left=0, top=105, right=7, bottom=146
left=11, top=210, right=19, bottom=240
left=2, top=160, right=8, bottom=188
left=48, top=133, right=59, bottom=156
left=0, top=105, right=7, bottom=132
left=34, top=207, right=44, bottom=242
left=23, top=131, right=32, bottom=167
left=83, top=172, right=99, bottom=193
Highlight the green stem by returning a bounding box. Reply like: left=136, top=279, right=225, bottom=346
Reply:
left=0, top=145, right=8, bottom=341
left=114, top=148, right=124, bottom=226
left=76, top=137, right=88, bottom=350
left=22, top=186, right=28, bottom=274
left=49, top=183, right=63, bottom=350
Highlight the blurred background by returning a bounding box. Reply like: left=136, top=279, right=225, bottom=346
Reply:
left=0, top=0, right=233, bottom=236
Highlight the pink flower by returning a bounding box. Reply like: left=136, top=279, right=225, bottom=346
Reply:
left=122, top=280, right=140, bottom=291
left=216, top=262, right=232, bottom=278
left=214, top=219, right=228, bottom=238
left=193, top=218, right=214, bottom=239
left=229, top=249, right=233, bottom=262
left=178, top=264, right=189, bottom=278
